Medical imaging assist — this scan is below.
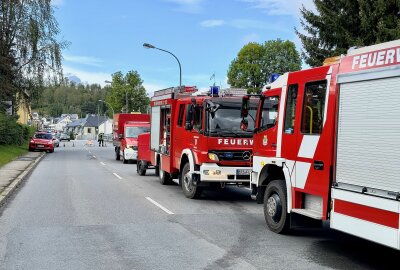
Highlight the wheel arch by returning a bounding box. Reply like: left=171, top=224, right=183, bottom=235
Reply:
left=258, top=164, right=292, bottom=212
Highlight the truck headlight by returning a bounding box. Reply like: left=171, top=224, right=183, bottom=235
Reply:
left=208, top=153, right=219, bottom=161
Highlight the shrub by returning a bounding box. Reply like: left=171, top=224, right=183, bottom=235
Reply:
left=0, top=112, right=31, bottom=145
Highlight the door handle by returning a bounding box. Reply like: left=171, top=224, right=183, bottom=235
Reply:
left=314, top=160, right=324, bottom=170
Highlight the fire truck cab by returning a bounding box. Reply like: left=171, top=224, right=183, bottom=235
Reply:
left=241, top=39, right=400, bottom=250
left=148, top=86, right=256, bottom=199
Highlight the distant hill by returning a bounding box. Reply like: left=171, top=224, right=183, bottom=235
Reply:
left=65, top=73, right=81, bottom=84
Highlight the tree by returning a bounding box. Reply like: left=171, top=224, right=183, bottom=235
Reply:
left=227, top=40, right=301, bottom=93
left=0, top=0, right=67, bottom=112
left=105, top=71, right=150, bottom=114
left=296, top=0, right=400, bottom=67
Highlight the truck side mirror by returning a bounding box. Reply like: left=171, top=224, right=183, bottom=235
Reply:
left=241, top=96, right=250, bottom=118
left=185, top=104, right=193, bottom=130
left=119, top=133, right=124, bottom=139
left=240, top=118, right=248, bottom=131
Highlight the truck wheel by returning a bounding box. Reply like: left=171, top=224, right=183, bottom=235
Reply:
left=181, top=163, right=202, bottom=199
left=264, top=180, right=290, bottom=234
left=122, top=151, right=128, bottom=164
left=115, top=147, right=120, bottom=160
left=159, top=167, right=171, bottom=185
left=137, top=161, right=146, bottom=176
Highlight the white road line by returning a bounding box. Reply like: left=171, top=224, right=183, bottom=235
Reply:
left=145, top=197, right=174, bottom=215
left=113, top=173, right=123, bottom=179
left=100, top=162, right=106, bottom=165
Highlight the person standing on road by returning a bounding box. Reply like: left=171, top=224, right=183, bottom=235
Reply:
left=98, top=133, right=104, bottom=147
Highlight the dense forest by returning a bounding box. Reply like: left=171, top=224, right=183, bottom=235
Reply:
left=31, top=81, right=109, bottom=118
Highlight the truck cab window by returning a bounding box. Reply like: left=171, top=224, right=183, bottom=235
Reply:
left=284, top=84, right=298, bottom=134
left=177, top=104, right=185, bottom=127
left=193, top=106, right=202, bottom=131
left=301, top=80, right=327, bottom=134
left=259, top=96, right=279, bottom=131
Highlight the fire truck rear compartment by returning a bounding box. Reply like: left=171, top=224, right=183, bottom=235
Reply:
left=335, top=72, right=400, bottom=195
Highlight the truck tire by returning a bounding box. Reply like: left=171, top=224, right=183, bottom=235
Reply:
left=264, top=180, right=290, bottom=234
left=181, top=163, right=202, bottom=199
left=137, top=160, right=146, bottom=176
left=159, top=167, right=171, bottom=185
left=122, top=151, right=128, bottom=164
left=115, top=147, right=120, bottom=160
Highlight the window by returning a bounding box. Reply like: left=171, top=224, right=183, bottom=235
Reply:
left=193, top=106, right=202, bottom=131
left=259, top=96, right=279, bottom=131
left=301, top=80, right=327, bottom=134
left=177, top=104, right=185, bottom=127
left=88, top=128, right=92, bottom=134
left=284, top=84, right=298, bottom=134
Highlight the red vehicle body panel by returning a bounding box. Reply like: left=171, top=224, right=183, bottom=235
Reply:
left=250, top=39, right=400, bottom=250
left=29, top=132, right=55, bottom=152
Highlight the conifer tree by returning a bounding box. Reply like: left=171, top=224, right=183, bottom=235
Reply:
left=297, top=0, right=400, bottom=67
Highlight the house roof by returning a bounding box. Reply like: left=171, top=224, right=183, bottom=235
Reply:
left=83, top=115, right=108, bottom=128
left=67, top=118, right=86, bottom=127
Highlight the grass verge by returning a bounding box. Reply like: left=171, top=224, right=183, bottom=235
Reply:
left=0, top=143, right=28, bottom=167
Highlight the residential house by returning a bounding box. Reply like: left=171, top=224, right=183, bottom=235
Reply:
left=65, top=114, right=109, bottom=140
left=16, top=91, right=32, bottom=125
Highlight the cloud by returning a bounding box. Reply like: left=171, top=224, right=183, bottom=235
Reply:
left=200, top=20, right=226, bottom=27
left=163, top=0, right=203, bottom=13
left=240, top=0, right=315, bottom=17
left=62, top=66, right=111, bottom=86
left=200, top=19, right=289, bottom=32
left=63, top=54, right=104, bottom=67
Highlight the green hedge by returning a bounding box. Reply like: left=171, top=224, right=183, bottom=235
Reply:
left=0, top=113, right=34, bottom=146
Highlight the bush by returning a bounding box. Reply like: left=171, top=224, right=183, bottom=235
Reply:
left=0, top=112, right=32, bottom=145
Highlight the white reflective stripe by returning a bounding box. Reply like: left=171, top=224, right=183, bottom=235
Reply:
left=294, top=161, right=311, bottom=189
left=298, top=135, right=320, bottom=159
left=323, top=66, right=332, bottom=127
left=330, top=212, right=399, bottom=250
left=277, top=85, right=286, bottom=157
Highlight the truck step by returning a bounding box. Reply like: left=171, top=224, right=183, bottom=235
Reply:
left=291, top=208, right=323, bottom=220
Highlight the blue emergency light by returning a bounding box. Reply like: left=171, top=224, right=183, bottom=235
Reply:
left=270, top=73, right=280, bottom=83
left=210, top=86, right=220, bottom=97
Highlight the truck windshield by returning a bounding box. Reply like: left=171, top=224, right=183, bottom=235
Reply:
left=205, top=99, right=257, bottom=138
left=125, top=126, right=150, bottom=138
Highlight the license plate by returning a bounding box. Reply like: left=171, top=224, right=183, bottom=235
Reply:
left=37, top=145, right=44, bottom=148
left=236, top=169, right=251, bottom=175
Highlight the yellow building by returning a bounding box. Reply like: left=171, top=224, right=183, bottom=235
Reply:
left=16, top=91, right=32, bottom=125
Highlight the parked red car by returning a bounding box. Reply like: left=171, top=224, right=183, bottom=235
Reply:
left=29, top=132, right=55, bottom=153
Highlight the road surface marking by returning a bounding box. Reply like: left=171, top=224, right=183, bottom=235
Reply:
left=113, top=173, right=123, bottom=179
left=100, top=162, right=106, bottom=165
left=145, top=197, right=174, bottom=215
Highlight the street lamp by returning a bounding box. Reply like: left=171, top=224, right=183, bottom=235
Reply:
left=105, top=80, right=128, bottom=113
left=98, top=99, right=115, bottom=116
left=143, top=43, right=182, bottom=89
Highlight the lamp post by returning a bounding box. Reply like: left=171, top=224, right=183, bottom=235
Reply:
left=105, top=80, right=128, bottom=113
left=143, top=43, right=182, bottom=90
left=98, top=99, right=115, bottom=116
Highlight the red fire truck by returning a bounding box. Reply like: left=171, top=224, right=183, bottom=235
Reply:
left=146, top=86, right=256, bottom=198
left=240, top=39, right=400, bottom=250
left=113, top=113, right=150, bottom=163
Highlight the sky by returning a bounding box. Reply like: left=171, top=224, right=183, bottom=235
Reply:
left=53, top=0, right=315, bottom=94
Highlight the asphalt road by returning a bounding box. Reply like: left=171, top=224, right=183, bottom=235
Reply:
left=0, top=141, right=398, bottom=270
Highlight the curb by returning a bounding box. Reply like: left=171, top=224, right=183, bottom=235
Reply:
left=0, top=152, right=46, bottom=207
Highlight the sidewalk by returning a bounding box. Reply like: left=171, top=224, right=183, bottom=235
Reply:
left=0, top=151, right=45, bottom=207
